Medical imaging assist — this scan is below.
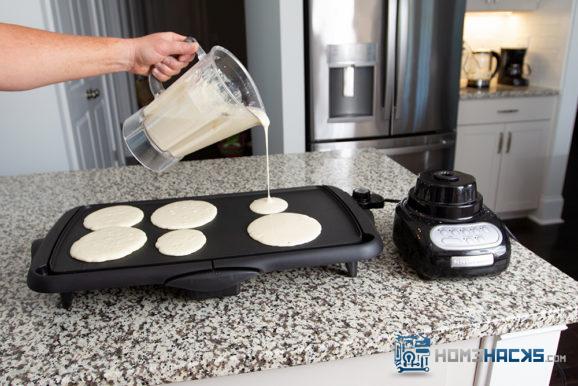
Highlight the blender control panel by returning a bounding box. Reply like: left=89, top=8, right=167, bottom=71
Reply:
left=430, top=222, right=502, bottom=251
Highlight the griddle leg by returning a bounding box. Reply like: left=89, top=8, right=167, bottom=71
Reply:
left=345, top=262, right=358, bottom=277
left=59, top=292, right=74, bottom=310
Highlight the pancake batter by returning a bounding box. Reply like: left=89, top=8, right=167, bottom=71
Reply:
left=70, top=227, right=147, bottom=263
left=83, top=205, right=144, bottom=230
left=249, top=196, right=288, bottom=215
left=248, top=108, right=289, bottom=214
left=151, top=200, right=217, bottom=230
left=155, top=229, right=206, bottom=256
left=247, top=212, right=322, bottom=247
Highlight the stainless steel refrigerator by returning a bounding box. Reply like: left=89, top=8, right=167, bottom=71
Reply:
left=306, top=0, right=465, bottom=173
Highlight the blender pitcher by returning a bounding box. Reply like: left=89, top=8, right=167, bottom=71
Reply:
left=123, top=38, right=267, bottom=172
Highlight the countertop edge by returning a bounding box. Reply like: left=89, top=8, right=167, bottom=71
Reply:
left=459, top=87, right=559, bottom=101
left=23, top=306, right=578, bottom=385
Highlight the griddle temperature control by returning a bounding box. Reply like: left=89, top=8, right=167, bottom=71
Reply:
left=352, top=187, right=385, bottom=209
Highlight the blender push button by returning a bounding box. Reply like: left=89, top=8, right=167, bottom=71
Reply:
left=431, top=222, right=503, bottom=251
left=441, top=237, right=462, bottom=246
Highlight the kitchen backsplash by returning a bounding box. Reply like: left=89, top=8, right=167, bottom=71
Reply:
left=462, top=0, right=572, bottom=89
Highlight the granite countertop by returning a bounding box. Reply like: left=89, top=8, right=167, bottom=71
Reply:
left=460, top=84, right=558, bottom=100
left=1, top=149, right=577, bottom=385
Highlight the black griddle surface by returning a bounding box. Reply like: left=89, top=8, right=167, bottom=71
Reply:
left=49, top=186, right=363, bottom=274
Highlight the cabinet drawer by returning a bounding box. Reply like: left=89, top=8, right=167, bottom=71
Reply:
left=458, top=96, right=555, bottom=125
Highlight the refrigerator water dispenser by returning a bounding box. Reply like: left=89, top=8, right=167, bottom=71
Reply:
left=329, top=66, right=374, bottom=118
left=327, top=43, right=376, bottom=121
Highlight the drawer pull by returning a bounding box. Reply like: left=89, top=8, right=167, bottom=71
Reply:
left=497, top=109, right=519, bottom=114
left=506, top=132, right=512, bottom=153
left=497, top=132, right=503, bottom=154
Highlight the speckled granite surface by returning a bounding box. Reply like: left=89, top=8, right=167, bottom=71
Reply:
left=1, top=149, right=577, bottom=385
left=460, top=84, right=558, bottom=100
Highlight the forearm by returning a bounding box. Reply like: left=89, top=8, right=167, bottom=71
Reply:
left=0, top=23, right=133, bottom=91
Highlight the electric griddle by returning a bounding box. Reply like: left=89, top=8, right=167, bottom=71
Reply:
left=27, top=185, right=385, bottom=308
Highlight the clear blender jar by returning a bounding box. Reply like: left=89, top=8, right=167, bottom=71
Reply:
left=123, top=38, right=267, bottom=172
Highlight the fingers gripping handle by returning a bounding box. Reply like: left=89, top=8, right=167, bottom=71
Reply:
left=191, top=37, right=207, bottom=59
left=148, top=37, right=206, bottom=97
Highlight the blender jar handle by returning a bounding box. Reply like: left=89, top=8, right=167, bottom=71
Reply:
left=148, top=36, right=207, bottom=97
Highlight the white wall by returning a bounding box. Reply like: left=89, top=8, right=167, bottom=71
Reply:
left=245, top=0, right=306, bottom=155
left=522, top=0, right=575, bottom=89
left=532, top=0, right=578, bottom=224
left=0, top=0, right=72, bottom=176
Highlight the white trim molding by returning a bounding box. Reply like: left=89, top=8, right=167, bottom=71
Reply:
left=533, top=0, right=578, bottom=224
left=529, top=195, right=565, bottom=225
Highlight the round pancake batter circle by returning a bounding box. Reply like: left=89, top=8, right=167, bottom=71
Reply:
left=151, top=200, right=217, bottom=230
left=83, top=205, right=144, bottom=230
left=155, top=229, right=207, bottom=256
left=70, top=227, right=147, bottom=263
left=249, top=196, right=288, bottom=215
left=247, top=212, right=322, bottom=247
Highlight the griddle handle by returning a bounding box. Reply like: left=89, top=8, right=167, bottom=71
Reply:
left=165, top=269, right=259, bottom=295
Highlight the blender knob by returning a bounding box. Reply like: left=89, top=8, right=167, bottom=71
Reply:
left=433, top=170, right=459, bottom=182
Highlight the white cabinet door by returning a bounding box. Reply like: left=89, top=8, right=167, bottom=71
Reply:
left=487, top=326, right=566, bottom=386
left=455, top=124, right=504, bottom=210
left=467, top=0, right=540, bottom=11
left=495, top=121, right=547, bottom=212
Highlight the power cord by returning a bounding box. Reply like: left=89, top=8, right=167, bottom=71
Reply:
left=503, top=224, right=519, bottom=243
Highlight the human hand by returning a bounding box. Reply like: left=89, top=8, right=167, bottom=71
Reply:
left=127, top=32, right=198, bottom=81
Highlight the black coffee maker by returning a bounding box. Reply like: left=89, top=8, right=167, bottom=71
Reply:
left=498, top=48, right=532, bottom=87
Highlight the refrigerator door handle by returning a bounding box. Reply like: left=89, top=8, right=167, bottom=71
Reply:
left=394, top=0, right=409, bottom=120
left=384, top=0, right=398, bottom=128
left=382, top=140, right=455, bottom=156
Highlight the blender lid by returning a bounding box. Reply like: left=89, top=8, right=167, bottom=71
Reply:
left=406, top=170, right=483, bottom=220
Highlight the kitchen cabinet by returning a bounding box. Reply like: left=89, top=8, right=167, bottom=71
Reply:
left=455, top=96, right=555, bottom=214
left=466, top=0, right=540, bottom=12
left=494, top=121, right=547, bottom=212
left=455, top=123, right=503, bottom=209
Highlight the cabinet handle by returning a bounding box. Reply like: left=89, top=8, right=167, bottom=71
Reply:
left=497, top=109, right=519, bottom=114
left=506, top=132, right=512, bottom=153
left=497, top=132, right=503, bottom=154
